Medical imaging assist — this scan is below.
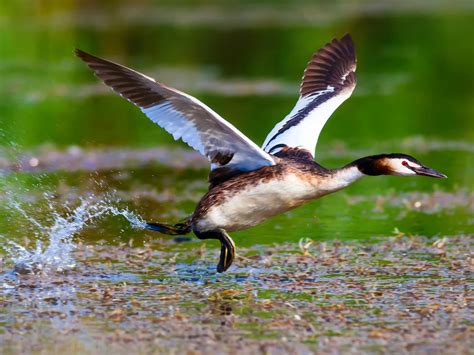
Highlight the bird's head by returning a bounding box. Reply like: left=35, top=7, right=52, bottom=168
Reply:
left=355, top=153, right=447, bottom=178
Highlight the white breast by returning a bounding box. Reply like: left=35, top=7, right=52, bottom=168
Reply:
left=195, top=174, right=316, bottom=232
left=194, top=165, right=364, bottom=233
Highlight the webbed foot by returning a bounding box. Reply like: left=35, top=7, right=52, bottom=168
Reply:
left=217, top=231, right=235, bottom=273
left=194, top=229, right=236, bottom=273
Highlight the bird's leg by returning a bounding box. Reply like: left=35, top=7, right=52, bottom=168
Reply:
left=218, top=230, right=235, bottom=273
left=194, top=229, right=236, bottom=273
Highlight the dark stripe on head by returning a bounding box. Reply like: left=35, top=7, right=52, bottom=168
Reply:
left=350, top=153, right=421, bottom=176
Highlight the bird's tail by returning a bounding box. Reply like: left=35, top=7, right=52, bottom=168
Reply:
left=145, top=220, right=192, bottom=235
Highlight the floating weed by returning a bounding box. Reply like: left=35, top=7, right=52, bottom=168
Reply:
left=208, top=289, right=251, bottom=302
left=392, top=227, right=406, bottom=238
left=0, top=234, right=471, bottom=353
left=298, top=237, right=314, bottom=256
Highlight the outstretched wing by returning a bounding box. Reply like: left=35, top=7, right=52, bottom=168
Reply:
left=262, top=34, right=356, bottom=157
left=76, top=49, right=275, bottom=172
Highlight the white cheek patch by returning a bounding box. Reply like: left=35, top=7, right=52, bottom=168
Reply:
left=389, top=159, right=418, bottom=176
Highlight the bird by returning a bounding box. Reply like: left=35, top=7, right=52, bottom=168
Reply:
left=76, top=34, right=446, bottom=273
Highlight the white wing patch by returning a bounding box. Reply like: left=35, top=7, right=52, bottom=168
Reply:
left=142, top=100, right=274, bottom=172
left=75, top=49, right=275, bottom=173
left=142, top=103, right=199, bottom=143
left=263, top=34, right=357, bottom=158
left=263, top=88, right=352, bottom=155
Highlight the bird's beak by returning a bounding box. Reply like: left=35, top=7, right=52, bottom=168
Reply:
left=411, top=165, right=447, bottom=178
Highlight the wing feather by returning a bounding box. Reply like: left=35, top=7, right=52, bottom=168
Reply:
left=263, top=34, right=357, bottom=157
left=76, top=49, right=275, bottom=172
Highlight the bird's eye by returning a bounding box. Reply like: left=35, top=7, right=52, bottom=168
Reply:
left=402, top=161, right=408, bottom=167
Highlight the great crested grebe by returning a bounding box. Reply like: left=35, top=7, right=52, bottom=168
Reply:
left=76, top=34, right=446, bottom=272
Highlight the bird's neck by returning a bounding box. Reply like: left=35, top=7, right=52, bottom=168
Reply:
left=327, top=154, right=393, bottom=190
left=305, top=164, right=362, bottom=201
left=326, top=164, right=365, bottom=191
left=319, top=155, right=386, bottom=193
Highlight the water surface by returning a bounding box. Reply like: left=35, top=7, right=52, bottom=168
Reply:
left=0, top=1, right=472, bottom=353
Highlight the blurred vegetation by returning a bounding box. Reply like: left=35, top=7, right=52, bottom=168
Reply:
left=1, top=0, right=472, bottom=146
left=0, top=0, right=472, bottom=242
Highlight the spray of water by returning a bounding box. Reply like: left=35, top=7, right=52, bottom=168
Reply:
left=1, top=194, right=147, bottom=274
left=0, top=135, right=150, bottom=275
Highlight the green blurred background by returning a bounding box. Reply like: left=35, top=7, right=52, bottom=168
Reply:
left=0, top=0, right=472, bottom=245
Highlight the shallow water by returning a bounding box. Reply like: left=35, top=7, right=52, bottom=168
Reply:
left=0, top=0, right=473, bottom=353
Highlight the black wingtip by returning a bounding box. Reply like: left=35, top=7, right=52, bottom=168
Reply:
left=339, top=33, right=355, bottom=55
left=74, top=48, right=86, bottom=58
left=300, top=33, right=357, bottom=97
left=329, top=33, right=354, bottom=49
left=74, top=48, right=99, bottom=63
left=340, top=33, right=354, bottom=44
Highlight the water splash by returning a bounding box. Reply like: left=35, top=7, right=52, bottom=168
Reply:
left=1, top=194, right=146, bottom=274
left=104, top=204, right=148, bottom=230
